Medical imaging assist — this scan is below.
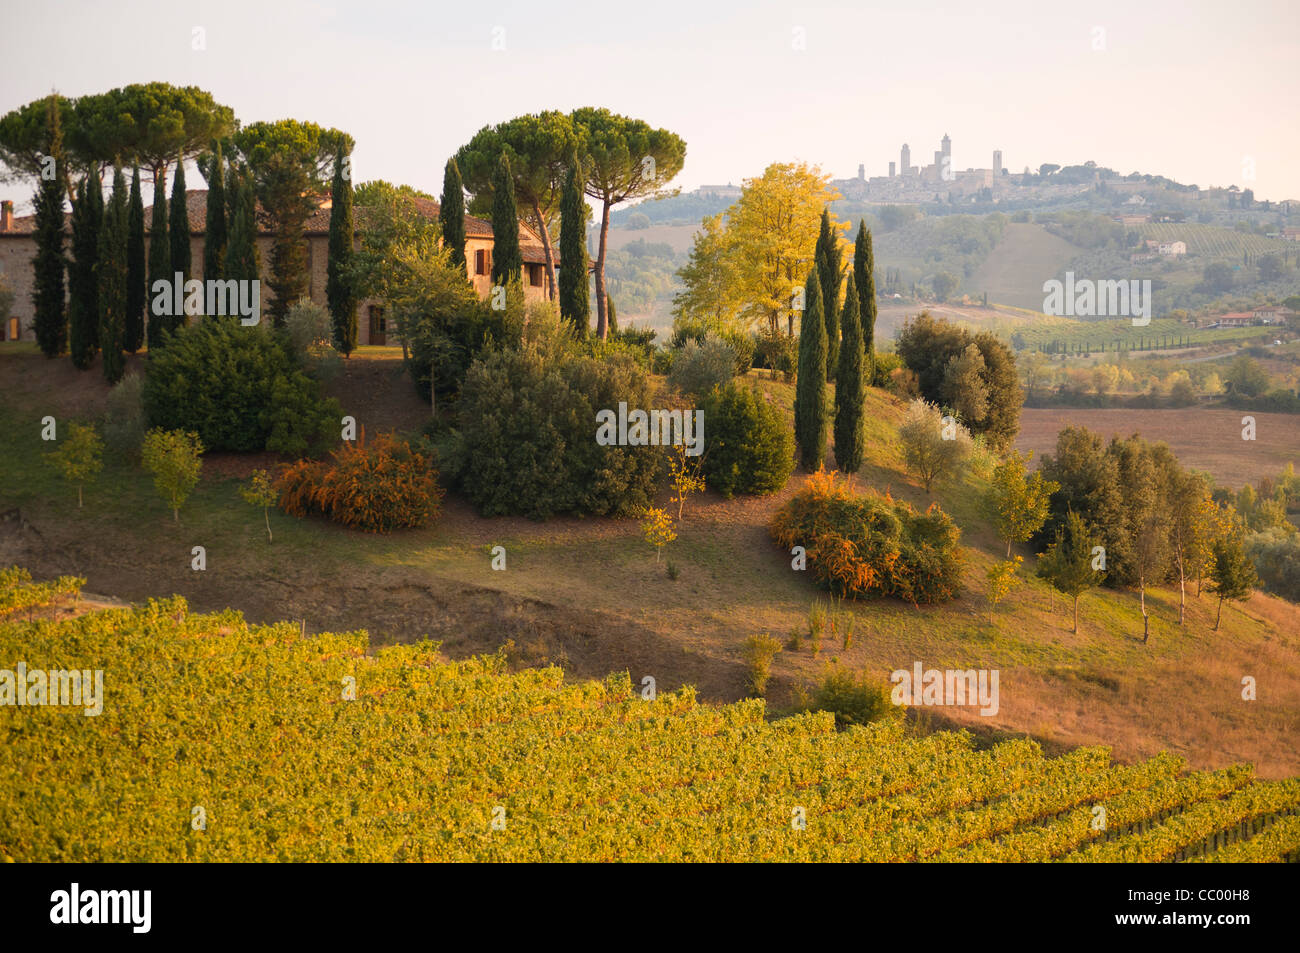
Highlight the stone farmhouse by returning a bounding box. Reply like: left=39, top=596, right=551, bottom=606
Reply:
left=0, top=191, right=559, bottom=344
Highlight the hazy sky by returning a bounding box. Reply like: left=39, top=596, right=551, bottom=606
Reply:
left=4, top=0, right=1298, bottom=208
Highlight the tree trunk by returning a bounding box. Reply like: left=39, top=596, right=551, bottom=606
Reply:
left=1215, top=594, right=1224, bottom=630
left=594, top=199, right=611, bottom=340
left=264, top=507, right=272, bottom=544
left=532, top=199, right=558, bottom=303
left=78, top=485, right=83, bottom=508
left=1072, top=593, right=1079, bottom=633
left=1006, top=538, right=1012, bottom=559
left=173, top=507, right=179, bottom=522
left=1142, top=611, right=1149, bottom=644
left=1177, top=552, right=1186, bottom=625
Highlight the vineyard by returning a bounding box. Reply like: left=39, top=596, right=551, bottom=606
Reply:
left=2, top=572, right=1299, bottom=863
left=0, top=567, right=85, bottom=618
left=1002, top=314, right=1275, bottom=354
left=1138, top=223, right=1297, bottom=259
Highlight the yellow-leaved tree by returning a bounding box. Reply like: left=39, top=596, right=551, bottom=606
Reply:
left=141, top=428, right=204, bottom=522
left=640, top=507, right=676, bottom=564
left=673, top=162, right=846, bottom=337
left=46, top=422, right=103, bottom=508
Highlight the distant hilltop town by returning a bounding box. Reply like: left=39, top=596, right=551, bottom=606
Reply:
left=836, top=133, right=1007, bottom=203
left=654, top=134, right=1299, bottom=220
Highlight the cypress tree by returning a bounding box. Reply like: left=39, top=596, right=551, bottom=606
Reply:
left=203, top=145, right=227, bottom=283
left=439, top=157, right=467, bottom=275
left=854, top=220, right=878, bottom=385
left=225, top=161, right=240, bottom=253
left=146, top=167, right=170, bottom=349
left=815, top=208, right=841, bottom=378
left=124, top=166, right=146, bottom=352
left=169, top=159, right=191, bottom=332
left=98, top=164, right=129, bottom=384
left=794, top=269, right=828, bottom=471
left=489, top=154, right=522, bottom=289
left=834, top=272, right=866, bottom=472
left=32, top=95, right=67, bottom=358
left=225, top=171, right=260, bottom=287
left=327, top=144, right=357, bottom=355
left=607, top=296, right=617, bottom=335
left=558, top=156, right=589, bottom=334
left=68, top=174, right=103, bottom=369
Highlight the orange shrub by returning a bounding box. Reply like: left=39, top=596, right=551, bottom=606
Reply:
left=275, top=459, right=328, bottom=518
left=770, top=469, right=963, bottom=604
left=275, top=434, right=443, bottom=533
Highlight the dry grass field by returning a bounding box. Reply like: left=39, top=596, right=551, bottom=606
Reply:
left=1017, top=407, right=1300, bottom=490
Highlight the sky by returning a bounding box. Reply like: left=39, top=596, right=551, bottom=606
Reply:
left=3, top=0, right=1298, bottom=210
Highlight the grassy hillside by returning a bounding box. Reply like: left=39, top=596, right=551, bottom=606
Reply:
left=2, top=352, right=1298, bottom=780
left=4, top=580, right=1298, bottom=861
left=971, top=223, right=1084, bottom=310
left=600, top=223, right=700, bottom=254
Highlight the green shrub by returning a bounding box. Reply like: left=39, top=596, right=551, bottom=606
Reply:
left=718, top=328, right=755, bottom=375
left=401, top=273, right=515, bottom=407
left=770, top=470, right=964, bottom=604
left=143, top=320, right=340, bottom=455
left=457, top=344, right=660, bottom=519
left=103, top=372, right=146, bottom=460
left=870, top=351, right=902, bottom=387
left=808, top=667, right=898, bottom=729
left=594, top=335, right=656, bottom=372
left=1245, top=528, right=1300, bottom=602
left=699, top=382, right=795, bottom=497
left=669, top=315, right=710, bottom=348
left=896, top=312, right=1023, bottom=448
left=668, top=335, right=738, bottom=398
left=610, top=325, right=659, bottom=363
left=668, top=316, right=751, bottom=370
left=283, top=298, right=332, bottom=361
left=283, top=298, right=341, bottom=379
